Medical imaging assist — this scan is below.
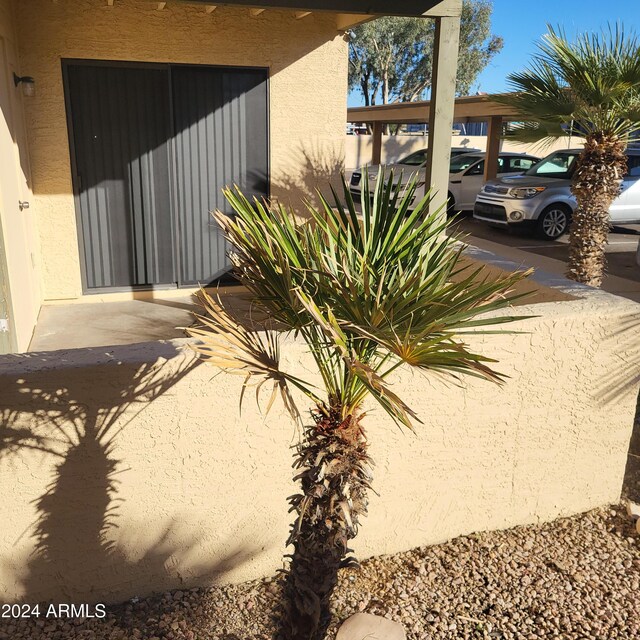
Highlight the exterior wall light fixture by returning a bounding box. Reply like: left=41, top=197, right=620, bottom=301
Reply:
left=13, top=73, right=35, bottom=97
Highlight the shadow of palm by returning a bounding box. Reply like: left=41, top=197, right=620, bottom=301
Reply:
left=0, top=344, right=267, bottom=607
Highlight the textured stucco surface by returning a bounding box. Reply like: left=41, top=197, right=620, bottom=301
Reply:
left=0, top=0, right=42, bottom=350
left=13, top=0, right=347, bottom=301
left=0, top=256, right=639, bottom=604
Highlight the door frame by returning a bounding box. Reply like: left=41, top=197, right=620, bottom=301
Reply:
left=61, top=58, right=271, bottom=295
left=0, top=214, right=18, bottom=354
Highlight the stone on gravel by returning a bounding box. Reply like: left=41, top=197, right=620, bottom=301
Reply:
left=336, top=613, right=406, bottom=640
left=627, top=500, right=640, bottom=520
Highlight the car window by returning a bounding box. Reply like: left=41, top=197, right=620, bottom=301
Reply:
left=450, top=155, right=483, bottom=173
left=465, top=157, right=505, bottom=176
left=507, top=157, right=535, bottom=173
left=525, top=151, right=579, bottom=178
left=398, top=150, right=427, bottom=166
left=625, top=155, right=640, bottom=178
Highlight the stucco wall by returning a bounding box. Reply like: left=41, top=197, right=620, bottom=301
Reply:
left=0, top=0, right=42, bottom=351
left=1, top=255, right=638, bottom=605
left=346, top=134, right=586, bottom=170
left=13, top=0, right=347, bottom=301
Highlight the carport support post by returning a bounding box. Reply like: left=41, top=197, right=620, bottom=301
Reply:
left=484, top=115, right=502, bottom=182
left=425, top=15, right=461, bottom=219
left=371, top=121, right=383, bottom=165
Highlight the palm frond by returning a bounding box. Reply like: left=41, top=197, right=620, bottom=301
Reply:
left=187, top=290, right=321, bottom=421
left=191, top=172, right=532, bottom=429
left=495, top=24, right=640, bottom=144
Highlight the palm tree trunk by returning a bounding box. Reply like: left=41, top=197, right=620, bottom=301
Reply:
left=283, top=406, right=372, bottom=640
left=567, top=134, right=627, bottom=287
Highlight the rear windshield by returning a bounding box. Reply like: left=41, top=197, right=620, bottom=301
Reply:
left=525, top=151, right=579, bottom=179
left=398, top=150, right=428, bottom=166
left=449, top=155, right=483, bottom=173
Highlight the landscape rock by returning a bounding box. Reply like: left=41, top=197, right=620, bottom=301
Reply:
left=336, top=613, right=406, bottom=640
left=0, top=504, right=637, bottom=639
left=627, top=500, right=640, bottom=520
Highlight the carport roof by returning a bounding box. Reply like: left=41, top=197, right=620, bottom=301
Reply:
left=188, top=0, right=460, bottom=16
left=186, top=0, right=461, bottom=28
left=348, top=94, right=522, bottom=124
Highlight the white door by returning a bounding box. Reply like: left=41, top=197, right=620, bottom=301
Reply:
left=0, top=27, right=40, bottom=352
left=458, top=158, right=507, bottom=209
left=610, top=157, right=640, bottom=224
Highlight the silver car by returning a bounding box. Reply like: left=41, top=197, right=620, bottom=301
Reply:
left=473, top=148, right=640, bottom=240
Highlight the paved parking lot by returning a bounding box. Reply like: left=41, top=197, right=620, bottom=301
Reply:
left=451, top=215, right=640, bottom=303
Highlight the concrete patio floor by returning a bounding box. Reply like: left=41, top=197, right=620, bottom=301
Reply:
left=453, top=218, right=640, bottom=304
left=27, top=230, right=640, bottom=353
left=29, top=286, right=254, bottom=352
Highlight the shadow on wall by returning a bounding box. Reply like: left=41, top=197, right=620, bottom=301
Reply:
left=623, top=393, right=640, bottom=503
left=381, top=135, right=429, bottom=165
left=0, top=344, right=262, bottom=604
left=269, top=141, right=345, bottom=213
left=595, top=312, right=640, bottom=406
left=593, top=312, right=640, bottom=503
left=347, top=134, right=419, bottom=170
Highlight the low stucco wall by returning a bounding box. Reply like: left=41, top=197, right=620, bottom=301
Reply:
left=1, top=252, right=639, bottom=605
left=345, top=134, right=586, bottom=170
left=13, top=0, right=347, bottom=302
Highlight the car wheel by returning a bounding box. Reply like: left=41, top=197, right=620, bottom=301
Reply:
left=446, top=192, right=456, bottom=216
left=535, top=204, right=571, bottom=240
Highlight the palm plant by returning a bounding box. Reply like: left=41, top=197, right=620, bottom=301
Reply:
left=188, top=173, right=531, bottom=640
left=495, top=25, right=640, bottom=287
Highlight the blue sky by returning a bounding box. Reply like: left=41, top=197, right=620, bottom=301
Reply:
left=347, top=0, right=640, bottom=106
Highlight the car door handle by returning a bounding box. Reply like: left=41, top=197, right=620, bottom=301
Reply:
left=450, top=180, right=462, bottom=184
left=19, top=201, right=29, bottom=211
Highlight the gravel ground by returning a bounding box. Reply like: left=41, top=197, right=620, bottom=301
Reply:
left=2, top=504, right=638, bottom=640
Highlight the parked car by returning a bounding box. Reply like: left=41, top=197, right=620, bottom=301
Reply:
left=473, top=148, right=640, bottom=240
left=446, top=152, right=540, bottom=211
left=350, top=146, right=481, bottom=185
left=389, top=146, right=482, bottom=167
left=349, top=151, right=539, bottom=212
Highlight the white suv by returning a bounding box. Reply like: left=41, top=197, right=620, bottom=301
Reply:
left=474, top=148, right=640, bottom=240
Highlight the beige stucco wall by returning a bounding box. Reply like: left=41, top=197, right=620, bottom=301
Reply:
left=13, top=0, right=347, bottom=302
left=0, top=0, right=42, bottom=351
left=346, top=133, right=586, bottom=170
left=1, top=255, right=638, bottom=604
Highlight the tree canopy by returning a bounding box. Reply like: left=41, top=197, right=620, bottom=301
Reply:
left=348, top=0, right=503, bottom=105
left=497, top=25, right=640, bottom=144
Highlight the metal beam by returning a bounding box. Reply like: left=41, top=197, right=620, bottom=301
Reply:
left=336, top=13, right=374, bottom=30
left=484, top=115, right=502, bottom=182
left=421, top=0, right=461, bottom=16
left=425, top=15, right=460, bottom=218
left=183, top=0, right=457, bottom=17
left=371, top=122, right=383, bottom=165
